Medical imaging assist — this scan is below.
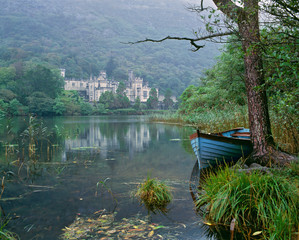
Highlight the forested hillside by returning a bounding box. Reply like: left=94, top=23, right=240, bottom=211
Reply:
left=0, top=0, right=220, bottom=95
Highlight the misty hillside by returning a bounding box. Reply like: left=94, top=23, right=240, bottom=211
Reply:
left=0, top=0, right=220, bottom=95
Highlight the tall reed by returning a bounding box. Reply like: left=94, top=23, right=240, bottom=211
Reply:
left=150, top=105, right=298, bottom=154
left=196, top=164, right=299, bottom=239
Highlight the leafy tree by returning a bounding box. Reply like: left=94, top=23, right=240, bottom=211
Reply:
left=105, top=57, right=118, bottom=79
left=99, top=91, right=115, bottom=109
left=116, top=95, right=130, bottom=109
left=133, top=96, right=141, bottom=110
left=93, top=102, right=108, bottom=114
left=138, top=0, right=296, bottom=164
left=7, top=99, right=22, bottom=116
left=163, top=88, right=174, bottom=109
left=115, top=82, right=130, bottom=108
left=0, top=67, right=16, bottom=88
left=146, top=88, right=158, bottom=109
left=27, top=92, right=54, bottom=116
left=0, top=99, right=8, bottom=115
left=262, top=0, right=299, bottom=29
left=53, top=97, right=66, bottom=115
left=22, top=65, right=64, bottom=99
left=178, top=85, right=198, bottom=114
left=80, top=101, right=93, bottom=115
left=0, top=89, right=17, bottom=103
left=116, top=82, right=126, bottom=96
left=211, top=0, right=296, bottom=164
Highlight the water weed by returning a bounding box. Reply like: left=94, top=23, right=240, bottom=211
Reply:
left=136, top=176, right=172, bottom=213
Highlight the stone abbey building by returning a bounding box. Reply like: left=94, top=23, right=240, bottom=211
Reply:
left=64, top=70, right=157, bottom=103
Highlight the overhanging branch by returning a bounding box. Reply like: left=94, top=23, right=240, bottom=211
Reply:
left=126, top=32, right=234, bottom=52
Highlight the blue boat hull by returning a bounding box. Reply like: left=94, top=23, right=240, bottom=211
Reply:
left=190, top=128, right=252, bottom=169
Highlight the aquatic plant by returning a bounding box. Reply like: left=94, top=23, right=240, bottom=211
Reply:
left=136, top=176, right=172, bottom=213
left=0, top=222, right=19, bottom=240
left=196, top=165, right=299, bottom=239
left=0, top=177, right=19, bottom=240
left=61, top=211, right=170, bottom=239
left=95, top=178, right=118, bottom=208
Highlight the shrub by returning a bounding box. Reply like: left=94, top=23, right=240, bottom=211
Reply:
left=196, top=165, right=299, bottom=239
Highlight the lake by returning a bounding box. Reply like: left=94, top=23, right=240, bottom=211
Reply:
left=0, top=116, right=223, bottom=239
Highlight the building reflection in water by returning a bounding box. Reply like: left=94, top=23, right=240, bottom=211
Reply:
left=63, top=122, right=166, bottom=160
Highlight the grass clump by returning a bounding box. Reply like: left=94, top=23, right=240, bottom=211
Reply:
left=136, top=176, right=172, bottom=213
left=196, top=164, right=299, bottom=239
left=0, top=214, right=19, bottom=240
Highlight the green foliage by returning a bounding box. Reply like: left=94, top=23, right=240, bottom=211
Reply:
left=178, top=40, right=246, bottom=116
left=27, top=92, right=54, bottom=116
left=262, top=0, right=299, bottom=29
left=80, top=101, right=93, bottom=115
left=178, top=32, right=298, bottom=147
left=98, top=90, right=130, bottom=110
left=116, top=82, right=126, bottom=96
left=0, top=64, right=64, bottom=116
left=99, top=91, right=115, bottom=109
left=196, top=165, right=299, bottom=239
left=0, top=214, right=18, bottom=240
left=0, top=89, right=17, bottom=103
left=93, top=103, right=108, bottom=115
left=105, top=57, right=118, bottom=79
left=7, top=99, right=23, bottom=116
left=0, top=0, right=219, bottom=96
left=262, top=28, right=298, bottom=130
left=22, top=65, right=64, bottom=99
left=0, top=67, right=16, bottom=89
left=136, top=176, right=172, bottom=213
left=53, top=97, right=66, bottom=115
left=162, top=88, right=174, bottom=110
left=57, top=91, right=81, bottom=115
left=146, top=88, right=158, bottom=109
left=133, top=96, right=141, bottom=110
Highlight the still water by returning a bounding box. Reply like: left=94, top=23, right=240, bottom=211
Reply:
left=0, top=116, right=220, bottom=239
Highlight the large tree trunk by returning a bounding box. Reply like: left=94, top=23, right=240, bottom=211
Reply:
left=212, top=0, right=295, bottom=165
left=237, top=0, right=294, bottom=165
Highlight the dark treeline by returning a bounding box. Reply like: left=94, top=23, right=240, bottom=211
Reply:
left=0, top=62, right=174, bottom=116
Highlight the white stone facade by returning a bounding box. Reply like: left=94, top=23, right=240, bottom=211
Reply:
left=125, top=71, right=156, bottom=103
left=64, top=70, right=157, bottom=103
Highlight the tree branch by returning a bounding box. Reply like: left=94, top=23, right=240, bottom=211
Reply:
left=126, top=32, right=234, bottom=52
left=212, top=0, right=244, bottom=21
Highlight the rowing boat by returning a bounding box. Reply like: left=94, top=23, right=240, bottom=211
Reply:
left=189, top=127, right=252, bottom=169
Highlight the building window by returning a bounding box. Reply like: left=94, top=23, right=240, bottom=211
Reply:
left=143, top=91, right=147, bottom=98
left=72, top=83, right=75, bottom=87
left=80, top=83, right=83, bottom=87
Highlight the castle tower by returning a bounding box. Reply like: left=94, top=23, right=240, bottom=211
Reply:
left=60, top=69, right=65, bottom=78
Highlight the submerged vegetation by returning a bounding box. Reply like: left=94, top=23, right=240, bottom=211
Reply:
left=135, top=176, right=172, bottom=213
left=196, top=163, right=299, bottom=239
left=61, top=210, right=186, bottom=240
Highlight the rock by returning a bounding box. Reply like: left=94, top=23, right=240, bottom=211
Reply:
left=249, top=163, right=262, bottom=168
